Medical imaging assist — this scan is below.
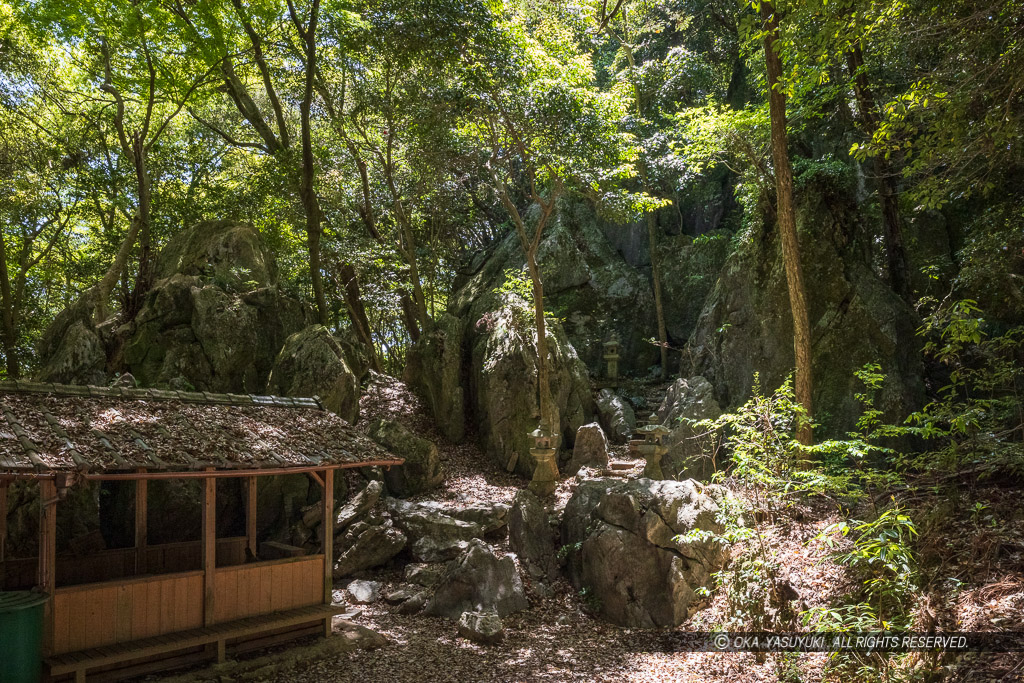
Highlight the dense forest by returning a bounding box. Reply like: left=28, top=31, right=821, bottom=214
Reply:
left=1, top=0, right=1022, bottom=681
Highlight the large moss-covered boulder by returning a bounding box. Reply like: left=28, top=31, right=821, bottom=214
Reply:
left=403, top=313, right=466, bottom=443
left=155, top=219, right=276, bottom=291
left=687, top=189, right=924, bottom=434
left=267, top=325, right=360, bottom=423
left=35, top=291, right=109, bottom=386
left=467, top=295, right=593, bottom=476
left=367, top=419, right=443, bottom=497
left=657, top=376, right=722, bottom=481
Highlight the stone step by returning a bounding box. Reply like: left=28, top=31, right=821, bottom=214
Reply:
left=608, top=461, right=639, bottom=470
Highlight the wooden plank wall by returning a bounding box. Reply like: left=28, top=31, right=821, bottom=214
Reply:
left=51, top=571, right=204, bottom=654
left=212, top=556, right=324, bottom=624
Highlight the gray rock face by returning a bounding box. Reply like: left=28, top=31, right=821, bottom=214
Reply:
left=156, top=219, right=276, bottom=290
left=35, top=222, right=313, bottom=393
left=414, top=502, right=509, bottom=535
left=458, top=609, right=504, bottom=645
left=596, top=390, right=636, bottom=445
left=657, top=377, right=722, bottom=481
left=267, top=325, right=360, bottom=423
left=347, top=579, right=381, bottom=604
left=569, top=423, right=609, bottom=474
left=387, top=499, right=484, bottom=562
left=403, top=313, right=467, bottom=443
left=333, top=519, right=407, bottom=579
left=467, top=297, right=593, bottom=476
left=686, top=190, right=924, bottom=435
left=367, top=420, right=444, bottom=498
left=508, top=489, right=557, bottom=582
left=423, top=539, right=529, bottom=620
left=561, top=478, right=728, bottom=628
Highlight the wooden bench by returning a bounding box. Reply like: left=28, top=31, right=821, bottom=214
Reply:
left=46, top=604, right=346, bottom=682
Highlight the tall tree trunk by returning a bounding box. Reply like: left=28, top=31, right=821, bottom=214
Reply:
left=338, top=262, right=381, bottom=371
left=647, top=211, right=669, bottom=378
left=846, top=44, right=911, bottom=301
left=93, top=219, right=142, bottom=324
left=399, top=290, right=421, bottom=343
left=0, top=231, right=19, bottom=378
left=761, top=2, right=813, bottom=446
left=525, top=249, right=553, bottom=432
left=295, top=0, right=328, bottom=327
left=126, top=139, right=153, bottom=317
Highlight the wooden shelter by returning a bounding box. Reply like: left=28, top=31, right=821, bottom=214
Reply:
left=0, top=380, right=403, bottom=682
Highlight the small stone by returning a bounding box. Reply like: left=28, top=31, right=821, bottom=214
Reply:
left=457, top=609, right=504, bottom=645
left=384, top=589, right=415, bottom=605
left=397, top=592, right=427, bottom=615
left=346, top=579, right=381, bottom=604
left=404, top=562, right=447, bottom=587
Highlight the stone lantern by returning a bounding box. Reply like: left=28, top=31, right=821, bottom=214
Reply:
left=635, top=413, right=670, bottom=480
left=528, top=422, right=559, bottom=497
left=603, top=337, right=621, bottom=381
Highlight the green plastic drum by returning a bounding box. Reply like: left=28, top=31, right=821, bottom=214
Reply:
left=0, top=591, right=48, bottom=683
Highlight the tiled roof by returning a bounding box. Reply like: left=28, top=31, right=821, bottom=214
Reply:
left=0, top=381, right=400, bottom=474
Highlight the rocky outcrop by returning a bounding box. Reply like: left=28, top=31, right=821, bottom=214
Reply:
left=508, top=489, right=557, bottom=583
left=367, top=420, right=444, bottom=497
left=595, top=389, right=636, bottom=445
left=423, top=539, right=529, bottom=620
left=387, top=498, right=485, bottom=562
left=403, top=313, right=466, bottom=443
left=561, top=478, right=728, bottom=627
left=267, top=325, right=360, bottom=423
left=687, top=190, right=924, bottom=434
left=656, top=377, right=722, bottom=481
left=333, top=516, right=407, bottom=578
left=35, top=221, right=313, bottom=392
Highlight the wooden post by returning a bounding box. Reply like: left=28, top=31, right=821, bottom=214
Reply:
left=39, top=479, right=57, bottom=656
left=135, top=472, right=148, bottom=574
left=246, top=476, right=258, bottom=560
left=0, top=482, right=7, bottom=590
left=322, top=468, right=333, bottom=637
left=202, top=471, right=216, bottom=627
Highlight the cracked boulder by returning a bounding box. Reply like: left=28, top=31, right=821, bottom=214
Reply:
left=333, top=514, right=407, bottom=578
left=595, top=390, right=636, bottom=445
left=387, top=498, right=485, bottom=562
left=423, top=539, right=529, bottom=620
left=561, top=478, right=728, bottom=627
left=656, top=376, right=722, bottom=481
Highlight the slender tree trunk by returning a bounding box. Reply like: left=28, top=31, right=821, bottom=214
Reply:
left=762, top=2, right=813, bottom=446
left=846, top=44, right=911, bottom=301
left=647, top=212, right=669, bottom=378
left=296, top=0, right=328, bottom=327
left=338, top=262, right=381, bottom=370
left=0, top=231, right=19, bottom=378
left=399, top=291, right=421, bottom=343
left=127, top=140, right=154, bottom=316
left=525, top=249, right=553, bottom=431
left=93, top=219, right=142, bottom=324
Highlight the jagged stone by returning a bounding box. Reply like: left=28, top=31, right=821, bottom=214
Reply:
left=333, top=522, right=406, bottom=579
left=423, top=539, right=529, bottom=620
left=334, top=481, right=383, bottom=533
left=367, top=420, right=444, bottom=497
left=561, top=478, right=728, bottom=628
left=403, top=312, right=467, bottom=443
left=346, top=580, right=381, bottom=604
left=404, top=563, right=448, bottom=587
left=267, top=325, right=360, bottom=423
left=595, top=390, right=636, bottom=445
left=656, top=376, right=722, bottom=481
left=416, top=502, right=509, bottom=534
left=386, top=498, right=484, bottom=562
left=508, top=489, right=557, bottom=582
left=457, top=609, right=504, bottom=645
left=568, top=422, right=609, bottom=474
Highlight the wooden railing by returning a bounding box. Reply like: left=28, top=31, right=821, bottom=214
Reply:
left=2, top=536, right=248, bottom=590
left=47, top=554, right=324, bottom=655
